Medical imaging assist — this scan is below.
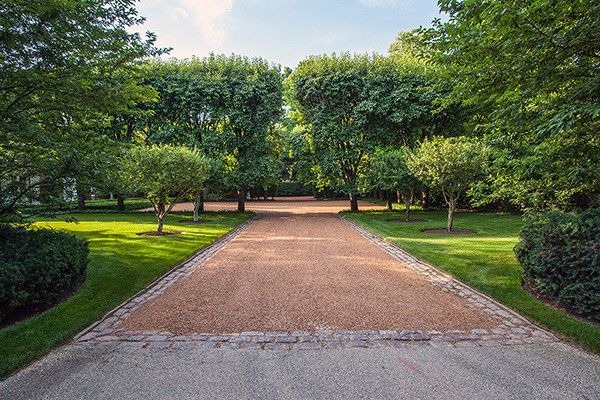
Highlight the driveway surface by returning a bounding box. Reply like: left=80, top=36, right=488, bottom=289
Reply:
left=2, top=197, right=599, bottom=399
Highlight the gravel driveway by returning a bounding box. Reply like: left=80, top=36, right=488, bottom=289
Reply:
left=126, top=198, right=497, bottom=333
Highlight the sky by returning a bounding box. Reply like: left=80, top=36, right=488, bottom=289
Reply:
left=134, top=0, right=443, bottom=68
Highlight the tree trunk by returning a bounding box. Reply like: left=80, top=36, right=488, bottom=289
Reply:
left=397, top=190, right=402, bottom=204
left=193, top=191, right=204, bottom=222
left=447, top=200, right=455, bottom=232
left=157, top=201, right=166, bottom=234
left=405, top=194, right=411, bottom=221
left=422, top=191, right=430, bottom=209
left=238, top=187, right=246, bottom=212
left=76, top=184, right=86, bottom=212
left=116, top=194, right=125, bottom=211
left=386, top=191, right=393, bottom=211
left=349, top=193, right=359, bottom=212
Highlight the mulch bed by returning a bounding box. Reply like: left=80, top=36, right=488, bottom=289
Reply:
left=136, top=230, right=183, bottom=236
left=422, top=228, right=478, bottom=235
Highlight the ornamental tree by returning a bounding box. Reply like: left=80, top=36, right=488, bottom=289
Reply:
left=122, top=145, right=208, bottom=234
left=407, top=136, right=489, bottom=231
left=217, top=55, right=284, bottom=211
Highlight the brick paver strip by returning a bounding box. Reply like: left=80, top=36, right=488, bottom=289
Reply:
left=77, top=198, right=557, bottom=350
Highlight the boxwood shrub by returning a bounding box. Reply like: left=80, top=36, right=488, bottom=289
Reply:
left=515, top=209, right=599, bottom=320
left=0, top=225, right=89, bottom=325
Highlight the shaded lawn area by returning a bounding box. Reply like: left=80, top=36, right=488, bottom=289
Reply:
left=344, top=210, right=600, bottom=354
left=0, top=211, right=252, bottom=378
left=20, top=197, right=152, bottom=215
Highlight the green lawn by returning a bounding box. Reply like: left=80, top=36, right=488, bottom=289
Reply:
left=0, top=211, right=251, bottom=377
left=345, top=210, right=600, bottom=353
left=81, top=197, right=152, bottom=211
left=21, top=197, right=152, bottom=215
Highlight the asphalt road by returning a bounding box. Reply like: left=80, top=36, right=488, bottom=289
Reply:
left=2, top=342, right=599, bottom=399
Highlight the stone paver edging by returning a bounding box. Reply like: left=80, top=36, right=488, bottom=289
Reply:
left=75, top=214, right=557, bottom=351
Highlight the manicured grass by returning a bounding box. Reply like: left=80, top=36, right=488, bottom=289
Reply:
left=81, top=197, right=152, bottom=211
left=0, top=211, right=251, bottom=377
left=21, top=197, right=152, bottom=215
left=345, top=210, right=600, bottom=353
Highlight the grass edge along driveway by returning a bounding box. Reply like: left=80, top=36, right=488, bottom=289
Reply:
left=0, top=211, right=252, bottom=378
left=344, top=210, right=600, bottom=354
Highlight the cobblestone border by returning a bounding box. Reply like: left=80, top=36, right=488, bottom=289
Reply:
left=75, top=214, right=557, bottom=350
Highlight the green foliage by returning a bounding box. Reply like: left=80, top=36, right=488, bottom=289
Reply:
left=407, top=136, right=489, bottom=230
left=0, top=226, right=89, bottom=324
left=216, top=55, right=283, bottom=209
left=515, top=209, right=600, bottom=320
left=0, top=0, right=163, bottom=219
left=365, top=147, right=416, bottom=194
left=364, top=147, right=418, bottom=215
left=275, top=181, right=313, bottom=197
left=122, top=144, right=209, bottom=232
left=422, top=0, right=600, bottom=209
left=141, top=56, right=284, bottom=211
left=287, top=53, right=438, bottom=210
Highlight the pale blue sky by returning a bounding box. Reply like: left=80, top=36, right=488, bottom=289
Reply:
left=135, top=0, right=442, bottom=67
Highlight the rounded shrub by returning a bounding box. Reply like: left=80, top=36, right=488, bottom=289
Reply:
left=0, top=226, right=89, bottom=324
left=515, top=209, right=600, bottom=320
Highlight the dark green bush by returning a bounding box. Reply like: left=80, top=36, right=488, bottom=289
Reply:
left=275, top=181, right=313, bottom=197
left=0, top=226, right=89, bottom=324
left=515, top=209, right=600, bottom=320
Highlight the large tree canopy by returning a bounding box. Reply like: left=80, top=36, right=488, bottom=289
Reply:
left=0, top=0, right=163, bottom=219
left=287, top=53, right=438, bottom=210
left=421, top=0, right=600, bottom=210
left=214, top=55, right=283, bottom=211
left=108, top=55, right=284, bottom=212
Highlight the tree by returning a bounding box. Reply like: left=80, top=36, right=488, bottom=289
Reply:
left=287, top=53, right=438, bottom=211
left=421, top=0, right=600, bottom=210
left=189, top=156, right=222, bottom=222
left=365, top=148, right=417, bottom=218
left=0, top=1, right=164, bottom=220
left=122, top=145, right=208, bottom=234
left=407, top=136, right=489, bottom=231
left=143, top=56, right=283, bottom=212
left=215, top=55, right=284, bottom=211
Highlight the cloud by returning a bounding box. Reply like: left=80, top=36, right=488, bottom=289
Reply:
left=177, top=0, right=234, bottom=47
left=356, top=0, right=411, bottom=8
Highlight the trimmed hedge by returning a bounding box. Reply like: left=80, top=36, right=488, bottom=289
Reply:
left=0, top=226, right=89, bottom=324
left=515, top=209, right=600, bottom=320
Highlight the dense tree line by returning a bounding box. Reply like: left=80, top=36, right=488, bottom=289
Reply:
left=0, top=0, right=164, bottom=220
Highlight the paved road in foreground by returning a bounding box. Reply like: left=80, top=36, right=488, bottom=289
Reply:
left=3, top=342, right=599, bottom=400
left=2, top=198, right=599, bottom=399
